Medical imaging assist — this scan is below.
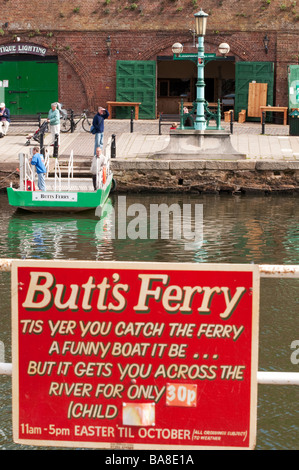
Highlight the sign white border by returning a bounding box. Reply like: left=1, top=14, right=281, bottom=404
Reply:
left=32, top=192, right=78, bottom=202
left=11, top=260, right=260, bottom=450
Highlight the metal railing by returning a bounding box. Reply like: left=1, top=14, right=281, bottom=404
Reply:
left=0, top=261, right=298, bottom=385
left=54, top=158, right=61, bottom=192
left=67, top=149, right=74, bottom=190
left=19, top=153, right=35, bottom=191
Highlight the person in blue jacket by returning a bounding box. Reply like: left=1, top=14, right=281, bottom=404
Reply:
left=0, top=102, right=10, bottom=137
left=92, top=106, right=109, bottom=154
left=30, top=146, right=47, bottom=191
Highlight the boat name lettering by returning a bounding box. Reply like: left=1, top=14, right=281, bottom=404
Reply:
left=32, top=193, right=78, bottom=202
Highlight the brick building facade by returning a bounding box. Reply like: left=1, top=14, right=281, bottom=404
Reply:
left=0, top=0, right=298, bottom=117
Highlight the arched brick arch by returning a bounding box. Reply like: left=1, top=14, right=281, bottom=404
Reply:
left=56, top=48, right=97, bottom=110
left=134, top=34, right=256, bottom=63
left=43, top=40, right=97, bottom=111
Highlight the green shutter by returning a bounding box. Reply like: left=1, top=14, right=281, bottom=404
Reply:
left=1, top=61, right=19, bottom=114
left=235, top=61, right=274, bottom=121
left=116, top=60, right=156, bottom=119
left=288, top=65, right=299, bottom=109
left=0, top=60, right=58, bottom=115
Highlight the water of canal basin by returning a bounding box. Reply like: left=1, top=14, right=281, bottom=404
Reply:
left=0, top=191, right=298, bottom=450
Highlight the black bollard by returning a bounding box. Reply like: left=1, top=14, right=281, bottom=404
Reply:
left=53, top=133, right=59, bottom=158
left=130, top=109, right=134, bottom=133
left=230, top=110, right=234, bottom=134
left=111, top=134, right=116, bottom=158
left=40, top=134, right=44, bottom=156
left=70, top=110, right=75, bottom=133
left=262, top=111, right=265, bottom=135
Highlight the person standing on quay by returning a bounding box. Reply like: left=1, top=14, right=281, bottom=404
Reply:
left=47, top=102, right=60, bottom=146
left=91, top=147, right=104, bottom=190
left=0, top=102, right=10, bottom=137
left=92, top=106, right=109, bottom=154
left=30, top=146, right=47, bottom=191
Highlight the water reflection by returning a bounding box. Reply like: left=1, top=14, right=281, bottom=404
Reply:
left=0, top=192, right=298, bottom=450
left=3, top=193, right=299, bottom=266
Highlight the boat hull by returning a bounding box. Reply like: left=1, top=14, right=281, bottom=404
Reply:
left=7, top=176, right=113, bottom=213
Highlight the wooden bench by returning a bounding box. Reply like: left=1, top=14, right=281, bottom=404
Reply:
left=178, top=101, right=193, bottom=112
left=10, top=114, right=45, bottom=126
left=106, top=101, right=141, bottom=120
left=158, top=114, right=181, bottom=135
left=260, top=106, right=288, bottom=126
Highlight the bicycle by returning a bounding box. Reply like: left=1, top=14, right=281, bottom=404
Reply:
left=60, top=109, right=92, bottom=133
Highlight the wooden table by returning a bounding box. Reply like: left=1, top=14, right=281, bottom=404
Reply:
left=260, top=106, right=288, bottom=126
left=207, top=102, right=219, bottom=110
left=106, top=101, right=141, bottom=120
left=178, top=101, right=220, bottom=112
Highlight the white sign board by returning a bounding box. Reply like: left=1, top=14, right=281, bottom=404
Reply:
left=32, top=192, right=78, bottom=202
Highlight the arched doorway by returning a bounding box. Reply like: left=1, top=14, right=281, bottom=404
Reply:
left=157, top=55, right=235, bottom=115
left=0, top=43, right=58, bottom=115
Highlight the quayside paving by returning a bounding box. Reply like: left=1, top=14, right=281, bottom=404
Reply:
left=0, top=120, right=298, bottom=193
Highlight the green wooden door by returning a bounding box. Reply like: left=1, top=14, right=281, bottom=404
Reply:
left=235, top=61, right=274, bottom=121
left=116, top=60, right=156, bottom=119
left=288, top=65, right=299, bottom=109
left=0, top=62, right=19, bottom=114
left=0, top=59, right=58, bottom=115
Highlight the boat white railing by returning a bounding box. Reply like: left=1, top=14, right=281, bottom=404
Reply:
left=54, top=158, right=61, bottom=192
left=96, top=166, right=105, bottom=190
left=68, top=150, right=74, bottom=190
left=19, top=153, right=35, bottom=191
left=103, top=139, right=112, bottom=189
left=95, top=156, right=100, bottom=190
left=95, top=150, right=111, bottom=191
left=105, top=136, right=112, bottom=160
left=19, top=150, right=51, bottom=190
left=0, top=261, right=298, bottom=386
left=104, top=154, right=110, bottom=182
left=44, top=148, right=50, bottom=178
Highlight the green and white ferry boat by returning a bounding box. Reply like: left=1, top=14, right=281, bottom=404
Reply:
left=7, top=148, right=115, bottom=213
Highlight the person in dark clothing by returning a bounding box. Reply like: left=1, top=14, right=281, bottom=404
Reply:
left=0, top=102, right=10, bottom=137
left=92, top=106, right=109, bottom=154
left=30, top=146, right=47, bottom=191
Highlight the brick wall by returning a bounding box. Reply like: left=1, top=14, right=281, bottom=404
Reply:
left=0, top=0, right=298, bottom=113
left=1, top=0, right=298, bottom=32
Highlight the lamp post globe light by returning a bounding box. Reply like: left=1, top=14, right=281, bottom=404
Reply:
left=218, top=43, right=230, bottom=56
left=172, top=42, right=184, bottom=56
left=194, top=8, right=209, bottom=131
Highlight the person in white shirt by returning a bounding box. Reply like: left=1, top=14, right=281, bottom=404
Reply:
left=90, top=147, right=104, bottom=190
left=0, top=102, right=10, bottom=137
